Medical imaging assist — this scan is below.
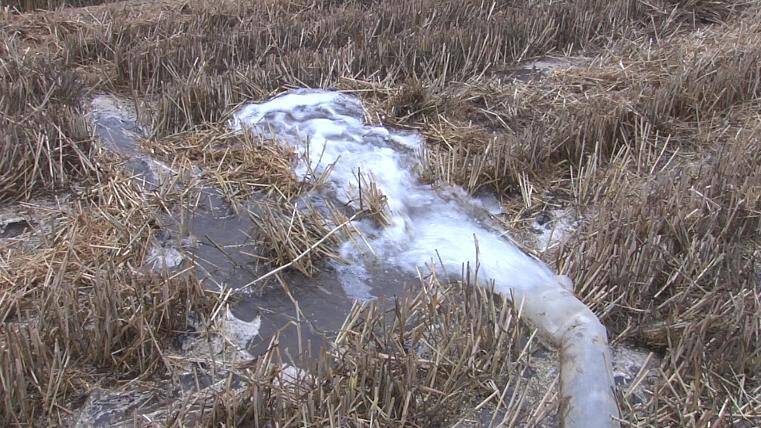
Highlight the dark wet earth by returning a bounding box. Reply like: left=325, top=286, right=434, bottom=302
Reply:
left=0, top=218, right=32, bottom=238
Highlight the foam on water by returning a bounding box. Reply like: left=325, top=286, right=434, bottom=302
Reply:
left=233, top=90, right=556, bottom=298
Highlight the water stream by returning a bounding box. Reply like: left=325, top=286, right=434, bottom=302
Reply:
left=90, top=94, right=419, bottom=359
left=232, top=90, right=557, bottom=297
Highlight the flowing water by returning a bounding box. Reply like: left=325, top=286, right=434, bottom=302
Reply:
left=232, top=90, right=557, bottom=298
left=90, top=94, right=424, bottom=361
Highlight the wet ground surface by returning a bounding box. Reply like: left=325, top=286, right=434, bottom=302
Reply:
left=56, top=93, right=429, bottom=425
left=499, top=56, right=587, bottom=82
left=90, top=94, right=420, bottom=362
left=0, top=217, right=31, bottom=238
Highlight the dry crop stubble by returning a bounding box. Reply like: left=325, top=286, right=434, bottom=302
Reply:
left=1, top=0, right=760, bottom=425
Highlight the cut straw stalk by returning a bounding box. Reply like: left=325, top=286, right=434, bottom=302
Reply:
left=240, top=211, right=362, bottom=291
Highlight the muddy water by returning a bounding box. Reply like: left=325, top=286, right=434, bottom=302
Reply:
left=90, top=95, right=418, bottom=361
left=180, top=186, right=419, bottom=358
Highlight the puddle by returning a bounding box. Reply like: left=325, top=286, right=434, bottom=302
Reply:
left=611, top=345, right=661, bottom=406
left=0, top=194, right=73, bottom=248
left=531, top=208, right=580, bottom=253
left=91, top=95, right=174, bottom=187
left=0, top=218, right=31, bottom=239
left=90, top=90, right=561, bottom=368
left=90, top=94, right=421, bottom=364
left=502, top=56, right=586, bottom=81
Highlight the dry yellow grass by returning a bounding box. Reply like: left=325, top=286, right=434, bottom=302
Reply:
left=0, top=160, right=215, bottom=424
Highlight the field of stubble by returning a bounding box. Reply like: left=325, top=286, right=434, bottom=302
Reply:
left=1, top=0, right=759, bottom=426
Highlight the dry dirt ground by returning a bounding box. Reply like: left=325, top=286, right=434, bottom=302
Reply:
left=1, top=0, right=760, bottom=426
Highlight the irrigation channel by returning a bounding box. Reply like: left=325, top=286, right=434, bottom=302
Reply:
left=92, top=90, right=620, bottom=427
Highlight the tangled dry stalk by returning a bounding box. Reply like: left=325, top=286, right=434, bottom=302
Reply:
left=141, top=129, right=300, bottom=202
left=181, top=276, right=547, bottom=427
left=0, top=161, right=214, bottom=424
left=1, top=0, right=760, bottom=426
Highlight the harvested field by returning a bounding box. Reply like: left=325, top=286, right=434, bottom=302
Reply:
left=1, top=0, right=759, bottom=426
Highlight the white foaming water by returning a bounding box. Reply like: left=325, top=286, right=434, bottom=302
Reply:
left=233, top=90, right=556, bottom=298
